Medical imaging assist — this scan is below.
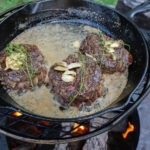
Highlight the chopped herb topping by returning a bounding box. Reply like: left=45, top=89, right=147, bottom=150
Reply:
left=122, top=42, right=131, bottom=52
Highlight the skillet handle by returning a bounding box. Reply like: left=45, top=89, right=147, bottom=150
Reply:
left=124, top=1, right=150, bottom=45
left=126, top=1, right=150, bottom=19
left=125, top=1, right=150, bottom=89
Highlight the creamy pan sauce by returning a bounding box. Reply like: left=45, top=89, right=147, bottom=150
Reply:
left=9, top=23, right=128, bottom=118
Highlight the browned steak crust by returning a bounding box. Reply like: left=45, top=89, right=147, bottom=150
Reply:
left=0, top=44, right=47, bottom=91
left=49, top=54, right=104, bottom=107
left=79, top=33, right=133, bottom=73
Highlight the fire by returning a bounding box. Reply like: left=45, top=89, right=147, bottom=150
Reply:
left=122, top=121, right=134, bottom=139
left=72, top=123, right=89, bottom=135
left=12, top=111, right=23, bottom=117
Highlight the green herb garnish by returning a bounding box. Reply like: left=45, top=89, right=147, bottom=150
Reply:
left=97, top=30, right=131, bottom=64
left=122, top=42, right=131, bottom=52
left=97, top=30, right=108, bottom=68
left=5, top=43, right=38, bottom=87
left=67, top=51, right=85, bottom=108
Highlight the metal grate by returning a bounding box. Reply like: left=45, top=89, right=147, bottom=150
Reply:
left=0, top=72, right=149, bottom=144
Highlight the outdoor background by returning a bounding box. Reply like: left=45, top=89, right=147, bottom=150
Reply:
left=0, top=0, right=118, bottom=13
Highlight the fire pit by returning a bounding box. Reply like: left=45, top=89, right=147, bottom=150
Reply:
left=0, top=108, right=141, bottom=150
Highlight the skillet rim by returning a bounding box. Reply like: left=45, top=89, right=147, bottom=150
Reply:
left=0, top=0, right=149, bottom=122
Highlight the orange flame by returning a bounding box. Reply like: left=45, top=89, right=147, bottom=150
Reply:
left=72, top=123, right=89, bottom=135
left=122, top=121, right=134, bottom=139
left=12, top=111, right=23, bottom=117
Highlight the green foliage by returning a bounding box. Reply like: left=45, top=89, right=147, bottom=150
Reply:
left=94, top=0, right=118, bottom=6
left=0, top=0, right=33, bottom=13
left=0, top=0, right=119, bottom=13
left=0, top=0, right=118, bottom=13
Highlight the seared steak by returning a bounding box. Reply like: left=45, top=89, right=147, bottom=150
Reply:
left=79, top=33, right=133, bottom=73
left=49, top=54, right=104, bottom=107
left=0, top=44, right=47, bottom=91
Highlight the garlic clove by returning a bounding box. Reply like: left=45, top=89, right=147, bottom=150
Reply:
left=107, top=48, right=115, bottom=53
left=68, top=63, right=82, bottom=69
left=56, top=61, right=68, bottom=67
left=5, top=52, right=25, bottom=71
left=54, top=66, right=68, bottom=71
left=63, top=70, right=76, bottom=76
left=62, top=74, right=75, bottom=82
left=105, top=40, right=120, bottom=48
left=110, top=41, right=120, bottom=48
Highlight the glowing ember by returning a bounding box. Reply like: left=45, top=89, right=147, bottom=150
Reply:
left=32, top=126, right=41, bottom=134
left=122, top=122, right=134, bottom=139
left=12, top=111, right=23, bottom=117
left=72, top=123, right=89, bottom=135
left=40, top=120, right=50, bottom=126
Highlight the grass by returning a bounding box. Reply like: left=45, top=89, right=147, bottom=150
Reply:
left=94, top=0, right=118, bottom=5
left=0, top=0, right=119, bottom=13
left=0, top=0, right=33, bottom=13
left=0, top=0, right=118, bottom=13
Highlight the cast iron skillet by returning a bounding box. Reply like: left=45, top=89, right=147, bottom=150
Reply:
left=0, top=0, right=149, bottom=121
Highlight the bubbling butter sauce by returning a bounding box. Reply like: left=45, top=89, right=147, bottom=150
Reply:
left=8, top=23, right=128, bottom=118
